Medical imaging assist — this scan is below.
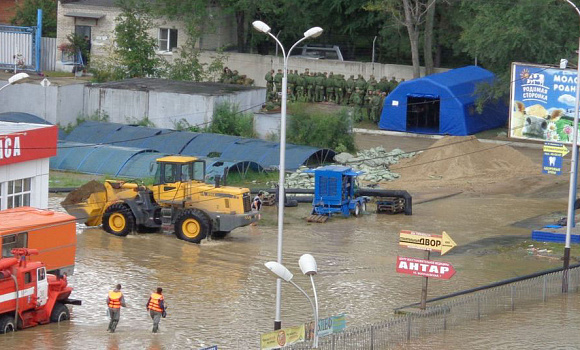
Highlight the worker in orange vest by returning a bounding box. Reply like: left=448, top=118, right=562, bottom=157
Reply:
left=106, top=283, right=126, bottom=333
left=146, top=287, right=166, bottom=333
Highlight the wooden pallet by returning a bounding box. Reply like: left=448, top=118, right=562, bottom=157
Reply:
left=306, top=215, right=329, bottom=223
left=262, top=194, right=277, bottom=206
left=377, top=197, right=405, bottom=214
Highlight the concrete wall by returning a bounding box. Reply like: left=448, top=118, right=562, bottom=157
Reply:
left=0, top=79, right=85, bottom=127
left=254, top=112, right=281, bottom=139
left=83, top=85, right=266, bottom=129
left=198, top=51, right=449, bottom=87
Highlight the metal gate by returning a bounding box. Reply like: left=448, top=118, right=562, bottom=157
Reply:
left=0, top=9, right=42, bottom=72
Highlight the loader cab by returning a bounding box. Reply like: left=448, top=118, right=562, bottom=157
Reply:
left=153, top=156, right=206, bottom=202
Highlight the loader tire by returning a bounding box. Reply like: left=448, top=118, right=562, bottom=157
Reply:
left=175, top=209, right=210, bottom=244
left=50, top=303, right=70, bottom=323
left=0, top=315, right=15, bottom=333
left=102, top=203, right=135, bottom=237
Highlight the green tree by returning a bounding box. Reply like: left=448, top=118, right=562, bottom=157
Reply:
left=114, top=0, right=160, bottom=78
left=11, top=0, right=57, bottom=37
left=455, top=0, right=577, bottom=105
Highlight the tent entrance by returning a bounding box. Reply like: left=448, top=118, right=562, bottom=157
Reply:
left=406, top=96, right=440, bottom=133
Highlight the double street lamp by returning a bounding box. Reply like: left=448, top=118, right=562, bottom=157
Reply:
left=252, top=20, right=323, bottom=330
left=0, top=73, right=30, bottom=93
left=265, top=254, right=319, bottom=348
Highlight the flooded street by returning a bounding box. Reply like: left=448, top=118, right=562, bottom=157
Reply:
left=0, top=191, right=573, bottom=349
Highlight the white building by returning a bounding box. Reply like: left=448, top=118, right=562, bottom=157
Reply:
left=0, top=122, right=58, bottom=210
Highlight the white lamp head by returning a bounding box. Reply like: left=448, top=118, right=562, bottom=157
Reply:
left=299, top=254, right=317, bottom=275
left=252, top=20, right=271, bottom=34
left=265, top=261, right=293, bottom=282
left=8, top=72, right=29, bottom=85
left=304, top=27, right=323, bottom=39
left=560, top=59, right=569, bottom=69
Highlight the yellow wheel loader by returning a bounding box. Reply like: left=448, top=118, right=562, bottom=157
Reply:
left=61, top=156, right=258, bottom=243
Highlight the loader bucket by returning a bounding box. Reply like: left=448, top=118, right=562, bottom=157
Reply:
left=61, top=180, right=108, bottom=226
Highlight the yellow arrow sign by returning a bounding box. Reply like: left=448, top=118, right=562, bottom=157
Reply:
left=399, top=230, right=457, bottom=255
left=543, top=144, right=569, bottom=157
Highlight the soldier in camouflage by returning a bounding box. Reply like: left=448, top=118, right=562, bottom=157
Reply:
left=345, top=75, right=355, bottom=105
left=326, top=72, right=335, bottom=103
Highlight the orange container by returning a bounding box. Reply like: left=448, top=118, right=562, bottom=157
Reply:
left=0, top=207, right=76, bottom=276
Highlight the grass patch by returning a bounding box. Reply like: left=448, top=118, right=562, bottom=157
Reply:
left=50, top=171, right=106, bottom=188
left=226, top=171, right=279, bottom=189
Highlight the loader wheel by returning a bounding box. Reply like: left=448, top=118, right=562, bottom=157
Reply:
left=102, top=203, right=135, bottom=237
left=361, top=202, right=366, bottom=213
left=175, top=209, right=210, bottom=244
left=50, top=303, right=70, bottom=323
left=0, top=315, right=15, bottom=333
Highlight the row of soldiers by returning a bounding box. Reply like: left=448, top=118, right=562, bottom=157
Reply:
left=264, top=69, right=402, bottom=122
left=219, top=67, right=255, bottom=86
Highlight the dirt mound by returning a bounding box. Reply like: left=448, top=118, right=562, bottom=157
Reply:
left=61, top=180, right=106, bottom=206
left=392, top=136, right=537, bottom=181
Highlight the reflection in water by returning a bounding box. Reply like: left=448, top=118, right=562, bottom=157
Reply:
left=0, top=194, right=569, bottom=349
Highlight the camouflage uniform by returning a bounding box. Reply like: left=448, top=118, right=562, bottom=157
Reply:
left=388, top=77, right=399, bottom=92
left=315, top=73, right=325, bottom=102
left=335, top=74, right=346, bottom=105
left=306, top=72, right=315, bottom=102
left=274, top=69, right=283, bottom=94
left=370, top=90, right=382, bottom=122
left=325, top=72, right=335, bottom=103
left=265, top=70, right=274, bottom=97
left=345, top=75, right=355, bottom=105
left=296, top=73, right=305, bottom=102
left=288, top=70, right=297, bottom=100
left=352, top=87, right=364, bottom=122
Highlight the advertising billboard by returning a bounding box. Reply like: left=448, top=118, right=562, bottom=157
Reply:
left=510, top=62, right=579, bottom=143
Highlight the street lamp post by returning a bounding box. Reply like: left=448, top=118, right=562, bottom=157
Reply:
left=0, top=73, right=30, bottom=93
left=252, top=20, right=323, bottom=330
left=563, top=0, right=580, bottom=293
left=265, top=253, right=320, bottom=348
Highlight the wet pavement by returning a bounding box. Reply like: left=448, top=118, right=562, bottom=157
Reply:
left=1, top=191, right=572, bottom=349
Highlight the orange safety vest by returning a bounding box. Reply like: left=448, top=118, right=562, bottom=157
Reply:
left=108, top=291, right=123, bottom=309
left=148, top=293, right=164, bottom=312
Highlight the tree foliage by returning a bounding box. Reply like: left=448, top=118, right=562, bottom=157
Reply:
left=113, top=0, right=160, bottom=78
left=11, top=0, right=57, bottom=37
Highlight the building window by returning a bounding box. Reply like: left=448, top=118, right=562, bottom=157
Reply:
left=7, top=178, right=31, bottom=209
left=1, top=233, right=28, bottom=258
left=159, top=28, right=178, bottom=52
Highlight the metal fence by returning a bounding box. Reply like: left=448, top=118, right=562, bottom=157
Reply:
left=287, top=264, right=580, bottom=350
left=40, top=37, right=56, bottom=71
left=0, top=25, right=36, bottom=71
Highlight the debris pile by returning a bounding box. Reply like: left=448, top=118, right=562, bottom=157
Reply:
left=268, top=147, right=417, bottom=189
left=282, top=166, right=315, bottom=189
left=334, top=146, right=417, bottom=183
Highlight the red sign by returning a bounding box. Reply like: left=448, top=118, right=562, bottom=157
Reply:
left=0, top=125, right=57, bottom=166
left=396, top=256, right=456, bottom=280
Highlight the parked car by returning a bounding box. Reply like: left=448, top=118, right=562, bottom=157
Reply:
left=292, top=45, right=344, bottom=61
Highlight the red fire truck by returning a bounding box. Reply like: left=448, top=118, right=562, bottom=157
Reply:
left=0, top=248, right=81, bottom=333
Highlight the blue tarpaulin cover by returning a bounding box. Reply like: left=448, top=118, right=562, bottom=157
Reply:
left=378, top=66, right=508, bottom=135
left=60, top=122, right=334, bottom=171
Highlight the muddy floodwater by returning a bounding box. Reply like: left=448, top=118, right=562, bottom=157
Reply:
left=0, top=192, right=574, bottom=349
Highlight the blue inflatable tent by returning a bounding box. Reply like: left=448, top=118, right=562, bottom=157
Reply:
left=378, top=66, right=508, bottom=135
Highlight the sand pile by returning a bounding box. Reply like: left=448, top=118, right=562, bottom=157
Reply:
left=392, top=136, right=537, bottom=181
